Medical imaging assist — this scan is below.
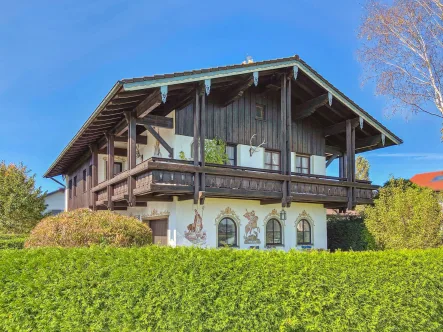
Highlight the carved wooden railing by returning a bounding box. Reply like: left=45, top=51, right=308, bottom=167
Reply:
left=91, top=158, right=377, bottom=205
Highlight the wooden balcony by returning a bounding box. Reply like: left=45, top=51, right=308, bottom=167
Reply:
left=91, top=158, right=376, bottom=209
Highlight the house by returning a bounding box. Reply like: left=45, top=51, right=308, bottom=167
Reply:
left=411, top=171, right=443, bottom=192
left=44, top=55, right=402, bottom=249
left=44, top=188, right=65, bottom=215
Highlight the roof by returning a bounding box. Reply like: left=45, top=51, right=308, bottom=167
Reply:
left=46, top=188, right=65, bottom=196
left=410, top=171, right=443, bottom=191
left=44, top=54, right=403, bottom=178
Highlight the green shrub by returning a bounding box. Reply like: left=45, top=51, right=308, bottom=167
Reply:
left=1, top=247, right=443, bottom=331
left=0, top=234, right=26, bottom=249
left=25, top=209, right=151, bottom=248
left=327, top=215, right=376, bottom=251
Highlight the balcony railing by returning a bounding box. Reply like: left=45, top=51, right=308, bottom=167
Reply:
left=91, top=157, right=376, bottom=207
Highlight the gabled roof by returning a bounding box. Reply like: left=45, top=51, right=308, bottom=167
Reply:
left=44, top=54, right=403, bottom=178
left=410, top=171, right=443, bottom=191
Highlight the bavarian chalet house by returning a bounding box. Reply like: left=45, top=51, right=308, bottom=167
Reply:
left=45, top=55, right=402, bottom=249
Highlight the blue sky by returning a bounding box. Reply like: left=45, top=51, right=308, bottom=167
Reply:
left=0, top=0, right=442, bottom=192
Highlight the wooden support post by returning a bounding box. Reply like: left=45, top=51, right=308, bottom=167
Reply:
left=89, top=143, right=98, bottom=210
left=280, top=74, right=287, bottom=207
left=346, top=120, right=352, bottom=210
left=193, top=89, right=200, bottom=204
left=125, top=111, right=137, bottom=206
left=286, top=76, right=292, bottom=207
left=199, top=90, right=206, bottom=205
left=106, top=132, right=115, bottom=211
left=351, top=125, right=356, bottom=208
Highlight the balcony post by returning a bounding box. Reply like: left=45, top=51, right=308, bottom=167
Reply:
left=125, top=111, right=137, bottom=206
left=89, top=143, right=98, bottom=210
left=105, top=132, right=114, bottom=211
left=193, top=88, right=200, bottom=204
left=280, top=74, right=287, bottom=207
left=199, top=88, right=206, bottom=205
left=286, top=74, right=292, bottom=207
left=346, top=120, right=355, bottom=210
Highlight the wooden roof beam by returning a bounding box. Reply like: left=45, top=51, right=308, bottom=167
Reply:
left=135, top=89, right=162, bottom=118
left=136, top=115, right=173, bottom=129
left=294, top=93, right=330, bottom=121
left=324, top=117, right=359, bottom=137
left=356, top=135, right=382, bottom=150
left=221, top=75, right=254, bottom=107
left=114, top=135, right=147, bottom=145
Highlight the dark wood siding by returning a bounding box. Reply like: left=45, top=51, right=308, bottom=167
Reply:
left=67, top=156, right=91, bottom=210
left=176, top=89, right=325, bottom=155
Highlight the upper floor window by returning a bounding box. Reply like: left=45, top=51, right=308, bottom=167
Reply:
left=68, top=180, right=72, bottom=199
left=105, top=161, right=123, bottom=179
left=266, top=218, right=282, bottom=246
left=82, top=169, right=87, bottom=192
left=225, top=144, right=237, bottom=166
left=218, top=217, right=238, bottom=247
left=296, top=155, right=310, bottom=174
left=265, top=150, right=280, bottom=171
left=297, top=219, right=312, bottom=245
left=256, top=104, right=265, bottom=120
left=73, top=176, right=77, bottom=197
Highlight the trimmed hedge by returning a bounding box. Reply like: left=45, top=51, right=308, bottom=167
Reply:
left=327, top=215, right=376, bottom=251
left=0, top=234, right=26, bottom=249
left=1, top=247, right=443, bottom=331
left=25, top=209, right=152, bottom=248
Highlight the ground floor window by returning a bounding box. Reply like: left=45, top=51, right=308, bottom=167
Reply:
left=266, top=218, right=282, bottom=245
left=297, top=219, right=312, bottom=245
left=218, top=217, right=237, bottom=247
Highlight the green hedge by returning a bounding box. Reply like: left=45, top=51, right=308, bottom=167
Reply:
left=0, top=234, right=26, bottom=249
left=327, top=215, right=376, bottom=251
left=1, top=247, right=442, bottom=331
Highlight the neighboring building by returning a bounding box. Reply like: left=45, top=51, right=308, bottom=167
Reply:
left=44, top=188, right=65, bottom=215
left=44, top=55, right=402, bottom=250
left=411, top=171, right=443, bottom=192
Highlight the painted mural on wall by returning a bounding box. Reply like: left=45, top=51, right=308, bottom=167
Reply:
left=185, top=209, right=207, bottom=245
left=243, top=210, right=261, bottom=244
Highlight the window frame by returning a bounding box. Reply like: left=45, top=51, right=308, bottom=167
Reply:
left=105, top=161, right=123, bottom=179
left=82, top=169, right=87, bottom=193
left=73, top=176, right=77, bottom=197
left=295, top=155, right=310, bottom=174
left=255, top=103, right=266, bottom=121
left=266, top=218, right=283, bottom=246
left=296, top=219, right=312, bottom=245
left=68, top=180, right=72, bottom=199
left=225, top=144, right=237, bottom=166
left=264, top=150, right=281, bottom=171
left=217, top=217, right=238, bottom=247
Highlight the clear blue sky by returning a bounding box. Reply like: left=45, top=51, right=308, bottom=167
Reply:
left=0, top=0, right=442, bottom=192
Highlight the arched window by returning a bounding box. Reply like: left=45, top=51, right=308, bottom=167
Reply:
left=297, top=219, right=311, bottom=245
left=266, top=218, right=282, bottom=245
left=218, top=217, right=237, bottom=247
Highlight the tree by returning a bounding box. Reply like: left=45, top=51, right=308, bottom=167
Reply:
left=204, top=138, right=229, bottom=164
left=364, top=178, right=443, bottom=249
left=0, top=162, right=47, bottom=234
left=358, top=0, right=443, bottom=136
left=355, top=156, right=370, bottom=181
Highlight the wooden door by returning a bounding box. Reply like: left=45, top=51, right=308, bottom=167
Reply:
left=149, top=219, right=168, bottom=245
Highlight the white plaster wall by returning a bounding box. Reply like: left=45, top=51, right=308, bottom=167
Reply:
left=45, top=191, right=65, bottom=213
left=310, top=155, right=326, bottom=176
left=237, top=145, right=265, bottom=168
left=173, top=134, right=194, bottom=160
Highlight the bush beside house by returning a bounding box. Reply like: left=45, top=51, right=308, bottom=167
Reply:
left=25, top=209, right=152, bottom=248
left=0, top=234, right=26, bottom=249
left=327, top=215, right=376, bottom=251
left=1, top=246, right=442, bottom=331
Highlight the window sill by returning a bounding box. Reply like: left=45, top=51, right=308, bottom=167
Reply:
left=266, top=244, right=284, bottom=249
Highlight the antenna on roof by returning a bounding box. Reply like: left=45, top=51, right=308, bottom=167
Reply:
left=242, top=55, right=254, bottom=64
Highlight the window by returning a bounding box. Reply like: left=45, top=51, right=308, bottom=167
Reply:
left=296, top=155, right=310, bottom=174
left=82, top=169, right=87, bottom=192
left=256, top=104, right=265, bottom=120
left=266, top=219, right=282, bottom=245
left=265, top=150, right=280, bottom=171
left=73, top=176, right=77, bottom=197
left=218, top=217, right=237, bottom=247
left=297, top=219, right=312, bottom=245
left=68, top=180, right=72, bottom=199
left=225, top=144, right=237, bottom=166
left=105, top=161, right=123, bottom=179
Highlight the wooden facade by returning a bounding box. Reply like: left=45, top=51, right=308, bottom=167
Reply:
left=47, top=55, right=402, bottom=212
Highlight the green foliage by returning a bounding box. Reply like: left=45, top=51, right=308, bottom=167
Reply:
left=204, top=137, right=229, bottom=164
left=1, top=247, right=443, bottom=331
left=25, top=209, right=152, bottom=248
left=178, top=151, right=186, bottom=160
left=327, top=215, right=377, bottom=251
left=365, top=178, right=443, bottom=250
left=0, top=162, right=47, bottom=233
left=0, top=234, right=26, bottom=249
left=355, top=156, right=370, bottom=181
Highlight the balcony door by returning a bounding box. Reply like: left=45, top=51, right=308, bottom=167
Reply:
left=147, top=219, right=168, bottom=246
